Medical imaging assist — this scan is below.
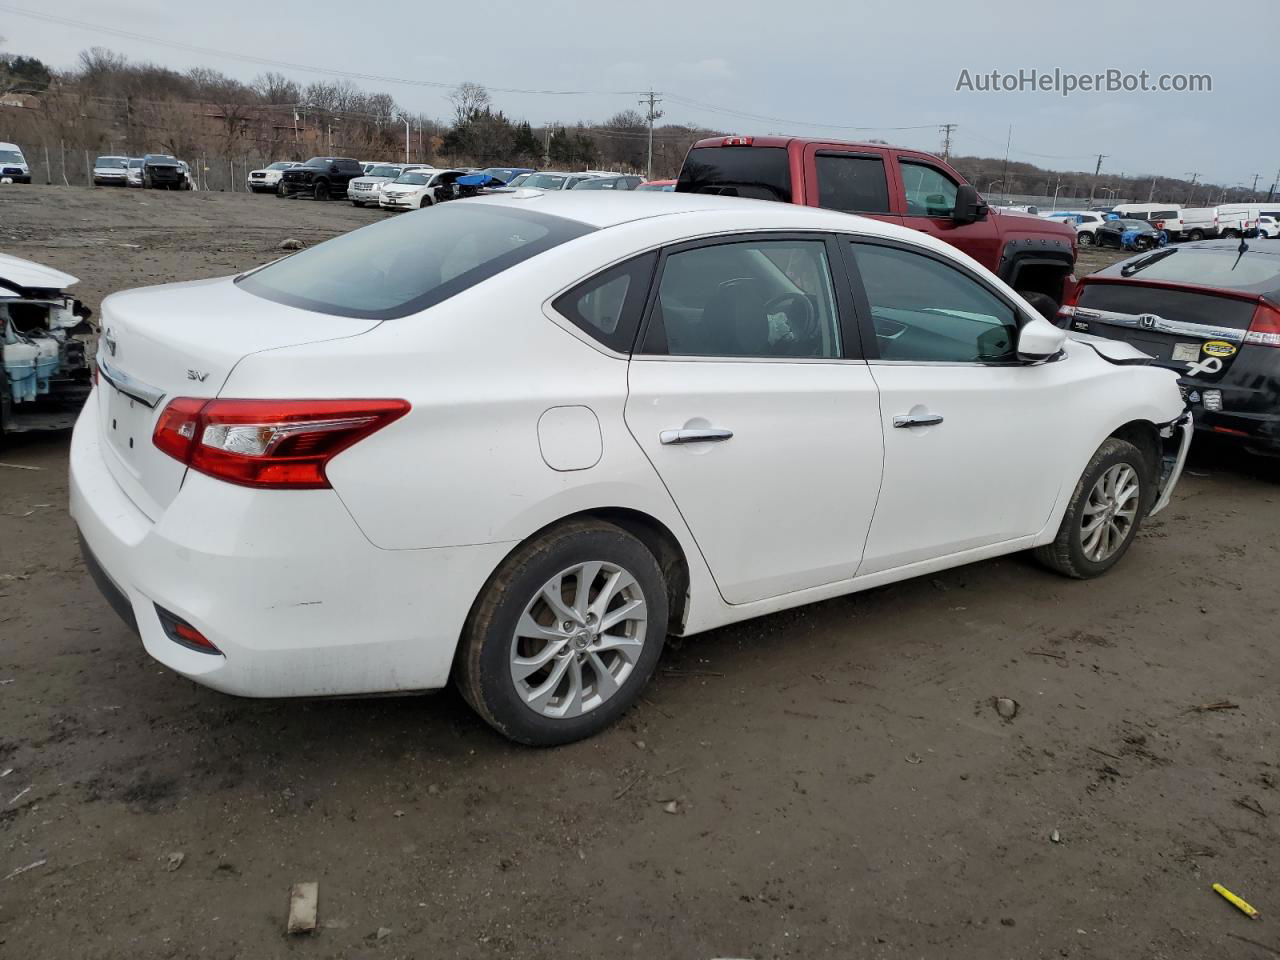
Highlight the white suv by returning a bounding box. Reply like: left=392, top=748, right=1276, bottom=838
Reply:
left=378, top=168, right=466, bottom=210
left=348, top=164, right=432, bottom=207
left=72, top=192, right=1190, bottom=745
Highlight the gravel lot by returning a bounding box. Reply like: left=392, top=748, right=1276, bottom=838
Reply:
left=1, top=186, right=1278, bottom=959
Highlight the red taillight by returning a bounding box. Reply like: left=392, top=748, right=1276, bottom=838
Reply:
left=152, top=398, right=410, bottom=489
left=1056, top=281, right=1083, bottom=323
left=1244, top=300, right=1280, bottom=349
left=721, top=136, right=754, bottom=146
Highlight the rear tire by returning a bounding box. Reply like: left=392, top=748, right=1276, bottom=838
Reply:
left=1188, top=229, right=1204, bottom=241
left=455, top=520, right=668, bottom=746
left=1222, top=229, right=1239, bottom=239
left=1017, top=291, right=1059, bottom=321
left=1035, top=438, right=1152, bottom=579
left=1078, top=231, right=1094, bottom=247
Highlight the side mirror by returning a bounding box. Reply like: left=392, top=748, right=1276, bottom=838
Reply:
left=1017, top=316, right=1067, bottom=362
left=953, top=184, right=988, bottom=224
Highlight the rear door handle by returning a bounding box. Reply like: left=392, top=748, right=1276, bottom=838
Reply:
left=893, top=413, right=944, bottom=428
left=660, top=428, right=734, bottom=445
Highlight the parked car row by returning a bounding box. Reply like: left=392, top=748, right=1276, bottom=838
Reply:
left=91, top=153, right=192, bottom=190
left=1044, top=201, right=1280, bottom=247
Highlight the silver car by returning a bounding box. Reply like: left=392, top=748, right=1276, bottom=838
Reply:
left=92, top=155, right=130, bottom=186
left=347, top=164, right=431, bottom=207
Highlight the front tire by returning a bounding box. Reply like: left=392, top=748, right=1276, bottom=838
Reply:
left=313, top=180, right=330, bottom=201
left=1188, top=229, right=1204, bottom=242
left=1077, top=231, right=1094, bottom=247
left=455, top=520, right=668, bottom=746
left=1035, top=438, right=1151, bottom=579
left=419, top=195, right=433, bottom=209
left=1133, top=236, right=1153, bottom=251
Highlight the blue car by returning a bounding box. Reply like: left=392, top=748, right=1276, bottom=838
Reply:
left=479, top=167, right=534, bottom=185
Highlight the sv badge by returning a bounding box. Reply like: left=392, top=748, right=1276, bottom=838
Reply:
left=186, top=369, right=209, bottom=382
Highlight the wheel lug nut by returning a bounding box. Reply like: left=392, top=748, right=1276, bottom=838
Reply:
left=562, top=621, right=574, bottom=631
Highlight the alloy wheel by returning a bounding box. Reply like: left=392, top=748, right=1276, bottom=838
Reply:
left=1080, top=463, right=1140, bottom=562
left=508, top=560, right=648, bottom=719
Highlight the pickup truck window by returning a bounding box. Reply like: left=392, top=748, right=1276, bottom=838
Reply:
left=677, top=146, right=792, bottom=203
left=900, top=161, right=959, bottom=218
left=850, top=242, right=1018, bottom=363
left=815, top=153, right=890, bottom=214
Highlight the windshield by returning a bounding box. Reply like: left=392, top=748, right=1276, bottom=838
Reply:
left=237, top=204, right=594, bottom=320
left=507, top=174, right=531, bottom=187
left=394, top=172, right=431, bottom=185
left=367, top=166, right=402, bottom=178
left=677, top=146, right=791, bottom=202
left=129, top=159, right=143, bottom=168
left=1116, top=219, right=1150, bottom=229
left=636, top=181, right=675, bottom=192
left=268, top=161, right=294, bottom=170
left=95, top=156, right=128, bottom=168
left=146, top=155, right=177, bottom=164
left=0, top=150, right=26, bottom=164
left=523, top=173, right=570, bottom=190
left=303, top=157, right=335, bottom=167
left=573, top=178, right=620, bottom=190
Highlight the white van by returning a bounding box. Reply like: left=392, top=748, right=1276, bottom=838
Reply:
left=0, top=141, right=31, bottom=183
left=1215, top=203, right=1280, bottom=238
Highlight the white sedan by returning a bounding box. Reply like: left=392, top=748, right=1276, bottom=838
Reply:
left=379, top=168, right=467, bottom=209
left=71, top=192, right=1191, bottom=745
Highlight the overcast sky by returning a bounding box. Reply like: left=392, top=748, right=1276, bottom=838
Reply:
left=4, top=0, right=1277, bottom=186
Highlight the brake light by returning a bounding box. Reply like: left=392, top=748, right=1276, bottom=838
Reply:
left=1056, top=281, right=1083, bottom=322
left=1244, top=300, right=1280, bottom=348
left=1154, top=220, right=1165, bottom=230
left=721, top=136, right=754, bottom=146
left=153, top=398, right=410, bottom=488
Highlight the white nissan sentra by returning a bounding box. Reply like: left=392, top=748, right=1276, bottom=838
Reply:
left=71, top=191, right=1191, bottom=745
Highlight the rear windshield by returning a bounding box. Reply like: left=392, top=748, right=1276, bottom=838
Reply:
left=367, top=165, right=401, bottom=178
left=237, top=204, right=594, bottom=320
left=677, top=146, right=791, bottom=202
left=1110, top=248, right=1280, bottom=293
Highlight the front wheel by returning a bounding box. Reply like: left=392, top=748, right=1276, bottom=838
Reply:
left=455, top=520, right=668, bottom=746
left=1187, top=229, right=1204, bottom=242
left=313, top=181, right=330, bottom=201
left=1035, top=438, right=1151, bottom=579
left=419, top=195, right=433, bottom=209
left=1222, top=229, right=1239, bottom=239
left=1133, top=236, right=1153, bottom=251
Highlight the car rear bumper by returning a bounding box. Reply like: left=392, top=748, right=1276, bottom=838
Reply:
left=70, top=404, right=511, bottom=698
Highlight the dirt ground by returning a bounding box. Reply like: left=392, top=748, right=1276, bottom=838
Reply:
left=1, top=185, right=1278, bottom=959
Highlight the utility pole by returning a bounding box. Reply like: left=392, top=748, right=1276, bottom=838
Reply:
left=1147, top=176, right=1158, bottom=202
left=1267, top=166, right=1280, bottom=203
left=1184, top=172, right=1199, bottom=205
left=638, top=90, right=663, bottom=181
left=1250, top=172, right=1260, bottom=197
left=939, top=123, right=956, bottom=161
left=1086, top=153, right=1107, bottom=208
left=543, top=122, right=553, bottom=165
left=393, top=113, right=409, bottom=163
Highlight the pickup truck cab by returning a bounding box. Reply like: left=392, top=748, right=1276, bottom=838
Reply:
left=677, top=135, right=1077, bottom=314
left=279, top=157, right=366, bottom=201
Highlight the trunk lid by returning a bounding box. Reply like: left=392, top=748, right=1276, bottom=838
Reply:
left=1068, top=280, right=1258, bottom=382
left=95, top=276, right=379, bottom=519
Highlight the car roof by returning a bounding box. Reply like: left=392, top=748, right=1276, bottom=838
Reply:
left=466, top=188, right=966, bottom=245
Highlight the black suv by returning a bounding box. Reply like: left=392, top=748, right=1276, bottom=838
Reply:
left=279, top=157, right=365, bottom=200
left=141, top=154, right=188, bottom=190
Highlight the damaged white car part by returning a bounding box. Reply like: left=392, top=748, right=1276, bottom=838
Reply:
left=1, top=253, right=96, bottom=435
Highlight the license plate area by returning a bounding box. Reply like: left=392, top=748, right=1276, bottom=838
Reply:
left=1171, top=342, right=1200, bottom=362
left=103, top=381, right=156, bottom=466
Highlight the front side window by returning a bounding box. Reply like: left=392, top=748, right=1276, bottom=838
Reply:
left=850, top=242, right=1018, bottom=363
left=643, top=239, right=842, bottom=359
left=900, top=160, right=959, bottom=218
left=237, top=205, right=594, bottom=320
left=815, top=153, right=890, bottom=213
left=553, top=254, right=656, bottom=353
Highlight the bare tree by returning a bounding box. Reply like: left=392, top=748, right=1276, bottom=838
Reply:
left=252, top=71, right=300, bottom=105
left=448, top=82, right=491, bottom=126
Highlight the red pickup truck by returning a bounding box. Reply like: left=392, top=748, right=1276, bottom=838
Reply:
left=676, top=135, right=1076, bottom=316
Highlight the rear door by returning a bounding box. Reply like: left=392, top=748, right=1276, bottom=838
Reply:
left=624, top=233, right=883, bottom=605
left=801, top=145, right=902, bottom=228
left=894, top=154, right=1002, bottom=270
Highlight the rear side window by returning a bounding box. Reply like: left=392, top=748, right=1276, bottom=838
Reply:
left=815, top=153, right=890, bottom=213
left=238, top=205, right=594, bottom=320
left=677, top=146, right=791, bottom=202
left=552, top=254, right=656, bottom=353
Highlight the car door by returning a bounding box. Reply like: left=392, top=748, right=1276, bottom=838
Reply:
left=624, top=233, right=884, bottom=605
left=801, top=146, right=903, bottom=228
left=842, top=238, right=1076, bottom=575
left=896, top=155, right=1002, bottom=269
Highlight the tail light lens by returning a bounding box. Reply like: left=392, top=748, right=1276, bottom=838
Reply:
left=1244, top=300, right=1280, bottom=349
left=153, top=398, right=410, bottom=489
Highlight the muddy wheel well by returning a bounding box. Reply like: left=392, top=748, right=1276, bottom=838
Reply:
left=517, top=508, right=691, bottom=635
left=1109, top=420, right=1161, bottom=484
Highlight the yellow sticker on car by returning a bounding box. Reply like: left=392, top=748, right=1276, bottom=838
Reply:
left=1202, top=340, right=1237, bottom=358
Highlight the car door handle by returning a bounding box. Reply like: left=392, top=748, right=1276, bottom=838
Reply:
left=660, top=428, right=734, bottom=445
left=893, top=413, right=944, bottom=428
